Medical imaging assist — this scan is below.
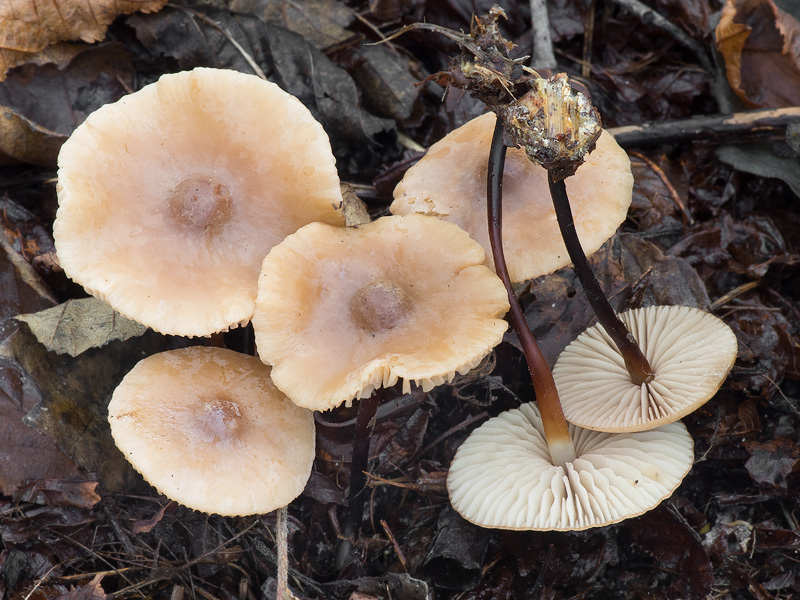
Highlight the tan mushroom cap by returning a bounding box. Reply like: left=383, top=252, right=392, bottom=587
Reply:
left=252, top=214, right=510, bottom=412
left=108, top=347, right=315, bottom=516
left=447, top=402, right=693, bottom=531
left=391, top=112, right=633, bottom=282
left=553, top=305, right=738, bottom=433
left=55, top=67, right=344, bottom=337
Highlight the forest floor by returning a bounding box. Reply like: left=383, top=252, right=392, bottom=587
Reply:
left=1, top=0, right=800, bottom=598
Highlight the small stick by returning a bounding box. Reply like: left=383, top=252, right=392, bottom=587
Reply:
left=529, top=0, right=557, bottom=69
left=276, top=507, right=289, bottom=600
left=548, top=173, right=654, bottom=385
left=488, top=118, right=575, bottom=467
left=609, top=106, right=800, bottom=148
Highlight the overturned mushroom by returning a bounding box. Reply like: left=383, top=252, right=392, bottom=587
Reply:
left=553, top=305, right=738, bottom=433
left=252, top=214, right=510, bottom=411
left=55, top=67, right=344, bottom=337
left=108, top=347, right=315, bottom=516
left=447, top=402, right=694, bottom=531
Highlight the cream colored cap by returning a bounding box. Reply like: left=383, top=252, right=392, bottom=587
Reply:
left=553, top=305, right=738, bottom=433
left=108, top=347, right=315, bottom=516
left=252, top=214, right=510, bottom=411
left=447, top=402, right=693, bottom=531
left=55, top=67, right=344, bottom=337
left=391, top=112, right=632, bottom=283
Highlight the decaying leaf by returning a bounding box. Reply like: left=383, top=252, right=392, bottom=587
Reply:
left=12, top=479, right=101, bottom=509
left=0, top=43, right=135, bottom=166
left=230, top=0, right=355, bottom=49
left=3, top=323, right=167, bottom=493
left=716, top=0, right=800, bottom=108
left=16, top=297, right=148, bottom=357
left=0, top=228, right=83, bottom=495
left=0, top=0, right=167, bottom=80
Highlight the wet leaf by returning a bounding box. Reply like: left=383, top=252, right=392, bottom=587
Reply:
left=0, top=229, right=83, bottom=495
left=265, top=22, right=394, bottom=172
left=350, top=44, right=421, bottom=121
left=0, top=43, right=135, bottom=165
left=0, top=0, right=166, bottom=80
left=57, top=574, right=106, bottom=600
left=744, top=437, right=800, bottom=487
left=230, top=0, right=355, bottom=49
left=419, top=508, right=490, bottom=590
left=716, top=143, right=800, bottom=198
left=12, top=479, right=101, bottom=509
left=3, top=325, right=167, bottom=493
left=716, top=0, right=800, bottom=108
left=16, top=297, right=148, bottom=357
left=625, top=505, right=714, bottom=598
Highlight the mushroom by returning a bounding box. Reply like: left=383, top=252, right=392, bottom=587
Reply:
left=55, top=67, right=344, bottom=337
left=251, top=213, right=510, bottom=412
left=553, top=305, right=739, bottom=433
left=390, top=112, right=633, bottom=283
left=107, top=346, right=315, bottom=516
left=447, top=402, right=694, bottom=531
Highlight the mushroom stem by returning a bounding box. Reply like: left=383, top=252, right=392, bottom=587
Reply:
left=335, top=390, right=381, bottom=570
left=276, top=506, right=289, bottom=600
left=488, top=118, right=575, bottom=467
left=547, top=173, right=654, bottom=386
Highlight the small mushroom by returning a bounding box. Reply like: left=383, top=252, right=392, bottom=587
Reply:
left=553, top=305, right=738, bottom=433
left=447, top=402, right=694, bottom=531
left=55, top=67, right=344, bottom=337
left=391, top=112, right=633, bottom=283
left=252, top=214, right=510, bottom=411
left=107, top=347, right=315, bottom=516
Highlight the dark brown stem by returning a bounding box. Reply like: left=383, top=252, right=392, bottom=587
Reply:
left=335, top=391, right=380, bottom=570
left=547, top=172, right=654, bottom=385
left=488, top=117, right=575, bottom=466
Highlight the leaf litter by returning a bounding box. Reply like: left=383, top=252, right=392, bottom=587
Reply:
left=1, top=0, right=800, bottom=598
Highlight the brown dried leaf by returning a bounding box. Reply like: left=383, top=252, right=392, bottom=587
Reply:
left=12, top=479, right=101, bottom=509
left=0, top=0, right=167, bottom=80
left=0, top=43, right=134, bottom=166
left=716, top=0, right=800, bottom=108
left=16, top=297, right=148, bottom=357
left=4, top=323, right=167, bottom=493
left=230, top=0, right=355, bottom=49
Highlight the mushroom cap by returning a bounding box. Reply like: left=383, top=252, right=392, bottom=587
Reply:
left=447, top=402, right=693, bottom=531
left=553, top=305, right=739, bottom=433
left=108, top=347, right=315, bottom=516
left=390, top=112, right=633, bottom=283
left=55, top=67, right=344, bottom=337
left=252, top=214, right=510, bottom=411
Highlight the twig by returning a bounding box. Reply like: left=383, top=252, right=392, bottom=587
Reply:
left=629, top=151, right=694, bottom=225
left=169, top=4, right=268, bottom=80
left=276, top=507, right=289, bottom=600
left=529, top=0, right=557, bottom=69
left=606, top=0, right=713, bottom=72
left=609, top=107, right=800, bottom=148
left=380, top=520, right=408, bottom=571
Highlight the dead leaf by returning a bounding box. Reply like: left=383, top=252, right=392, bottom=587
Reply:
left=0, top=0, right=167, bottom=80
left=230, top=0, right=355, bottom=49
left=12, top=479, right=101, bottom=509
left=350, top=44, right=421, bottom=121
left=341, top=183, right=371, bottom=226
left=716, top=0, right=800, bottom=108
left=16, top=297, right=148, bottom=357
left=0, top=43, right=135, bottom=166
left=2, top=324, right=167, bottom=493
left=0, top=229, right=84, bottom=495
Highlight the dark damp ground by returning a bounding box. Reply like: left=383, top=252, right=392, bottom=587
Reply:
left=1, top=1, right=799, bottom=598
